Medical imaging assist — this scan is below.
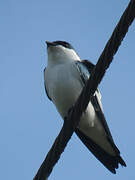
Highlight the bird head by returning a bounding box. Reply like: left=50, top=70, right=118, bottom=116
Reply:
left=46, top=41, right=80, bottom=64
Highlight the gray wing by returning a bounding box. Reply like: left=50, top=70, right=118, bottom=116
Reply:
left=44, top=68, right=52, bottom=101
left=75, top=60, right=126, bottom=173
left=75, top=60, right=114, bottom=142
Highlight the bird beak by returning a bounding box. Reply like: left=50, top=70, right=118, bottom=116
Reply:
left=46, top=41, right=56, bottom=48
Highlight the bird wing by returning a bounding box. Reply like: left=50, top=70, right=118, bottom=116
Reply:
left=75, top=60, right=126, bottom=173
left=75, top=60, right=114, bottom=144
left=44, top=68, right=52, bottom=101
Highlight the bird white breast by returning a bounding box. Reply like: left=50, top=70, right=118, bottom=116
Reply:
left=45, top=61, right=96, bottom=125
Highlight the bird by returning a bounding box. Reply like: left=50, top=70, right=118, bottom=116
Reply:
left=44, top=40, right=126, bottom=174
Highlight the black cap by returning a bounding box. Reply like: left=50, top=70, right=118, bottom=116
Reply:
left=46, top=40, right=74, bottom=49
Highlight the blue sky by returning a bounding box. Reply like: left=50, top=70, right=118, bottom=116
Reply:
left=0, top=0, right=135, bottom=179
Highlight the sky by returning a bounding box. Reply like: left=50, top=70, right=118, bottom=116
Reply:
left=0, top=0, right=135, bottom=179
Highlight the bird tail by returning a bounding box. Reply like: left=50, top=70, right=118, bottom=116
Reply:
left=75, top=129, right=126, bottom=174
